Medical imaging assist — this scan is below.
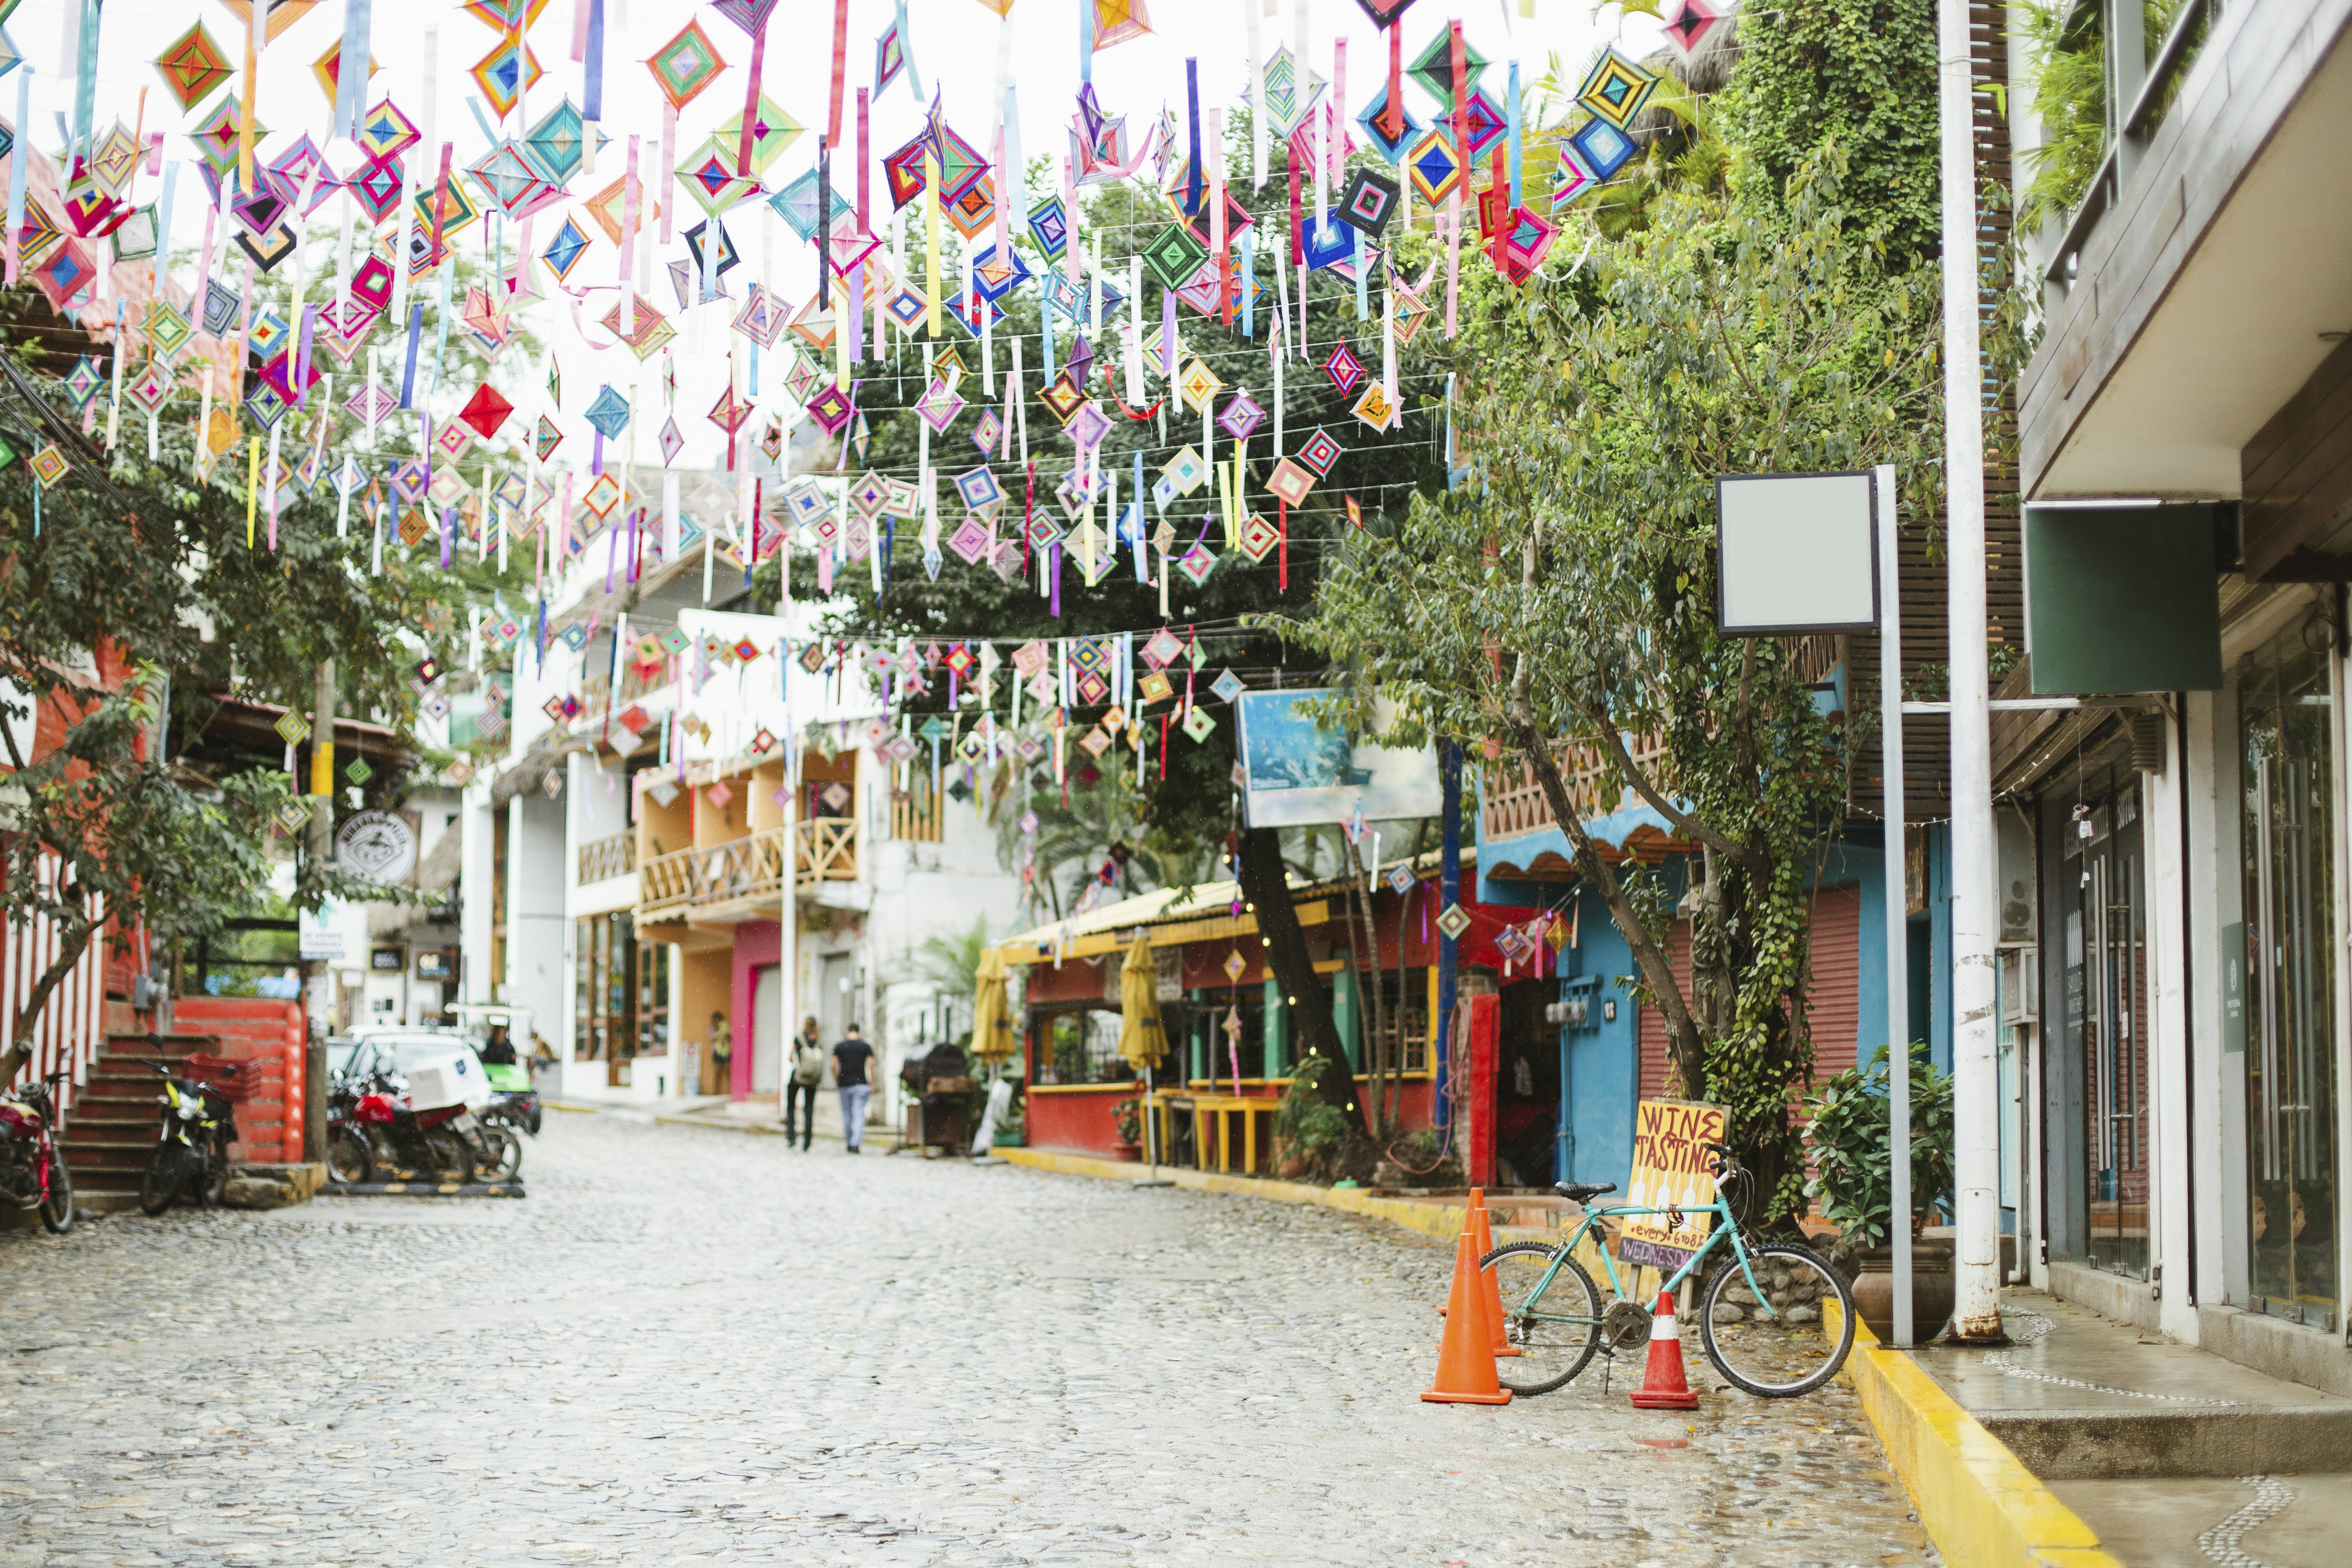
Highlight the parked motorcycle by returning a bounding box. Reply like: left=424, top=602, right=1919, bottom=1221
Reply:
left=329, top=1071, right=487, bottom=1185
left=479, top=1059, right=541, bottom=1140
left=138, top=1056, right=239, bottom=1215
left=0, top=1069, right=77, bottom=1234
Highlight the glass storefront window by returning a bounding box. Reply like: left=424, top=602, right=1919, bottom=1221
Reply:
left=2062, top=773, right=2150, bottom=1279
left=574, top=913, right=637, bottom=1080
left=1030, top=1007, right=1135, bottom=1086
left=2240, top=633, right=2340, bottom=1331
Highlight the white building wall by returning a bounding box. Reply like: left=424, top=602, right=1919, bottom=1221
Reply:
left=505, top=793, right=569, bottom=1054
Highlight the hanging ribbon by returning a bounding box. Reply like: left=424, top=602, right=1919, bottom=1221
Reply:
left=1183, top=59, right=1203, bottom=218
left=1100, top=360, right=1163, bottom=422
left=827, top=0, right=851, bottom=144
left=582, top=0, right=606, bottom=122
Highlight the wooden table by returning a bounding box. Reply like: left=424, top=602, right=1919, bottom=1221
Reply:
left=1146, top=1093, right=1277, bottom=1174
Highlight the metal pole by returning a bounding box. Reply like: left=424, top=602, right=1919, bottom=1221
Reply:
left=1940, top=0, right=2006, bottom=1343
left=1137, top=1061, right=1172, bottom=1187
left=1877, top=466, right=1913, bottom=1348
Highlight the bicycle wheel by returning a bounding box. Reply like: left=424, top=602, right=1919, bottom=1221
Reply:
left=1478, top=1241, right=1604, bottom=1395
left=1698, top=1241, right=1856, bottom=1398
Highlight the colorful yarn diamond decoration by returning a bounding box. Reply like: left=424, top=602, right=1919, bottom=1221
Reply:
left=1552, top=146, right=1597, bottom=209
left=311, top=38, right=376, bottom=108
left=1237, top=513, right=1282, bottom=563
left=1659, top=0, right=1730, bottom=65
left=1337, top=169, right=1402, bottom=238
left=1258, top=46, right=1327, bottom=138
left=972, top=241, right=1033, bottom=301
left=534, top=415, right=563, bottom=461
left=468, top=37, right=545, bottom=120
left=915, top=378, right=967, bottom=434
left=1407, top=131, right=1464, bottom=205
left=1161, top=445, right=1208, bottom=496
left=354, top=97, right=421, bottom=163
left=540, top=214, right=592, bottom=283
left=648, top=18, right=728, bottom=112
left=346, top=156, right=405, bottom=224
left=61, top=356, right=104, bottom=410
left=1176, top=540, right=1218, bottom=587
left=155, top=23, right=236, bottom=113
left=677, top=136, right=763, bottom=216
left=707, top=383, right=753, bottom=438
left=972, top=408, right=1003, bottom=453
left=1355, top=84, right=1425, bottom=165
left=717, top=93, right=804, bottom=176
left=1570, top=115, right=1639, bottom=183
left=1324, top=342, right=1366, bottom=398
left=1140, top=221, right=1210, bottom=291
left=1091, top=0, right=1154, bottom=52
left=955, top=467, right=1004, bottom=512
left=805, top=382, right=856, bottom=436
left=1218, top=392, right=1266, bottom=444
left=1577, top=48, right=1660, bottom=129
left=659, top=418, right=685, bottom=465
left=522, top=97, right=588, bottom=185
left=947, top=515, right=993, bottom=565
left=189, top=98, right=265, bottom=178
left=1458, top=89, right=1509, bottom=159
left=459, top=383, right=514, bottom=440
left=29, top=443, right=70, bottom=490
left=1408, top=29, right=1488, bottom=112
left=1352, top=382, right=1399, bottom=431
left=1176, top=358, right=1225, bottom=414
left=1266, top=457, right=1318, bottom=507
left=1038, top=375, right=1090, bottom=427
left=1297, top=428, right=1345, bottom=478
left=1498, top=207, right=1560, bottom=283
left=583, top=386, right=632, bottom=442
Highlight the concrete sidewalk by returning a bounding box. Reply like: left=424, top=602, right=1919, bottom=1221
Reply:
left=1910, top=1289, right=2352, bottom=1566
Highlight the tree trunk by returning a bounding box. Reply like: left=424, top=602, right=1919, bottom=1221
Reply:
left=1235, top=828, right=1358, bottom=1124
left=1509, top=721, right=1709, bottom=1099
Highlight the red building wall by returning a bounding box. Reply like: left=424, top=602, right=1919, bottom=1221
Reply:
left=174, top=997, right=305, bottom=1163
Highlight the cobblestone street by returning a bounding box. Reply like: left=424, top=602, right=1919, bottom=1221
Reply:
left=3, top=1113, right=1934, bottom=1566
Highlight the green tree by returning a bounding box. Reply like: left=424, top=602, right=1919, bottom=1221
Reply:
left=1293, top=157, right=1944, bottom=1221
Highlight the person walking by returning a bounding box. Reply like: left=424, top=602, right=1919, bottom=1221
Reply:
left=785, top=1016, right=824, bottom=1150
left=831, top=1023, right=876, bottom=1154
left=706, top=1011, right=732, bottom=1096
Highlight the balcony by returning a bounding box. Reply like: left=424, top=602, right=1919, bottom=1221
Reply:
left=1481, top=732, right=1671, bottom=846
left=636, top=819, right=860, bottom=922
left=2020, top=0, right=2352, bottom=506
left=578, top=831, right=637, bottom=885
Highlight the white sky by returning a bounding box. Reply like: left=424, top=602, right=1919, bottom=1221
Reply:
left=24, top=0, right=1658, bottom=468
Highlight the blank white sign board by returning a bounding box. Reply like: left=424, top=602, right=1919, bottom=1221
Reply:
left=1715, top=471, right=1879, bottom=633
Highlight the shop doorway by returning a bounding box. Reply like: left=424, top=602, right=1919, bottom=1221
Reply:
left=2240, top=633, right=2340, bottom=1330
left=1497, top=980, right=1562, bottom=1188
left=2062, top=775, right=2150, bottom=1280
left=751, top=965, right=781, bottom=1094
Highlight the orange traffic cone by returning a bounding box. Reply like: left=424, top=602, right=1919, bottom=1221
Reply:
left=1466, top=1189, right=1519, bottom=1356
left=1422, top=1229, right=1512, bottom=1405
left=1627, top=1290, right=1700, bottom=1410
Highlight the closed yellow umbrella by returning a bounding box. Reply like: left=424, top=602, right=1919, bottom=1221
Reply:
left=972, top=948, right=1016, bottom=1064
left=1117, top=935, right=1167, bottom=1071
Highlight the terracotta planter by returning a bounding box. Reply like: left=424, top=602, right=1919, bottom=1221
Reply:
left=1848, top=1242, right=1955, bottom=1342
left=1111, top=1141, right=1143, bottom=1162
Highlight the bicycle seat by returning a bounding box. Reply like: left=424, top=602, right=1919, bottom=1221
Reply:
left=1553, top=1181, right=1617, bottom=1204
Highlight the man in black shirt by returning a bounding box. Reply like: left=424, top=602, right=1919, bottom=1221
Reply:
left=831, top=1023, right=876, bottom=1153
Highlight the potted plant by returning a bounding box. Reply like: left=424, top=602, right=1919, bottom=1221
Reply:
left=1804, top=1041, right=1958, bottom=1340
left=992, top=1088, right=1026, bottom=1149
left=1273, top=1058, right=1349, bottom=1181
left=1111, top=1096, right=1143, bottom=1160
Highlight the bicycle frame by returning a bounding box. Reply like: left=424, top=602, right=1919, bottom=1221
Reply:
left=1507, top=1196, right=1785, bottom=1328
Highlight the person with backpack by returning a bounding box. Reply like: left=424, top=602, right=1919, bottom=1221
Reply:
left=831, top=1023, right=876, bottom=1154
left=785, top=1016, right=824, bottom=1150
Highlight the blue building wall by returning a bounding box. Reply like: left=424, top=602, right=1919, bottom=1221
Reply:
left=1476, top=811, right=1953, bottom=1190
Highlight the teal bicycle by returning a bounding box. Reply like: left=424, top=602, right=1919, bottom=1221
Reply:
left=1476, top=1141, right=1856, bottom=1399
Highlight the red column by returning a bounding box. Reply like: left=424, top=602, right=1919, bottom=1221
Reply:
left=1464, top=992, right=1499, bottom=1188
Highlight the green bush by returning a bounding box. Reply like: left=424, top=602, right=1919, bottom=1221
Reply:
left=1802, top=1042, right=1956, bottom=1248
left=1274, top=1058, right=1351, bottom=1162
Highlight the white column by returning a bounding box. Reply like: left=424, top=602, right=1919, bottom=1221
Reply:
left=2147, top=714, right=2198, bottom=1344
left=1939, top=0, right=2003, bottom=1341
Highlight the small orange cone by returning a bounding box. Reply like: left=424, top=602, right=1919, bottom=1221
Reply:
left=1422, top=1229, right=1512, bottom=1405
left=1466, top=1189, right=1520, bottom=1356
left=1627, top=1290, right=1700, bottom=1410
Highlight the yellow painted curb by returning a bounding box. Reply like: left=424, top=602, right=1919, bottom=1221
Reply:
left=1834, top=1303, right=2120, bottom=1568
left=990, top=1146, right=1568, bottom=1244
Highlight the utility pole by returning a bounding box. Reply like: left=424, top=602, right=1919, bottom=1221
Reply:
left=302, top=659, right=336, bottom=1164
left=1938, top=0, right=2006, bottom=1343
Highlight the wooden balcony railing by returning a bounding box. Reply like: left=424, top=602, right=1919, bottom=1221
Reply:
left=1481, top=731, right=1671, bottom=844
left=578, top=832, right=636, bottom=885
left=1480, top=635, right=1845, bottom=844
left=637, top=820, right=860, bottom=920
